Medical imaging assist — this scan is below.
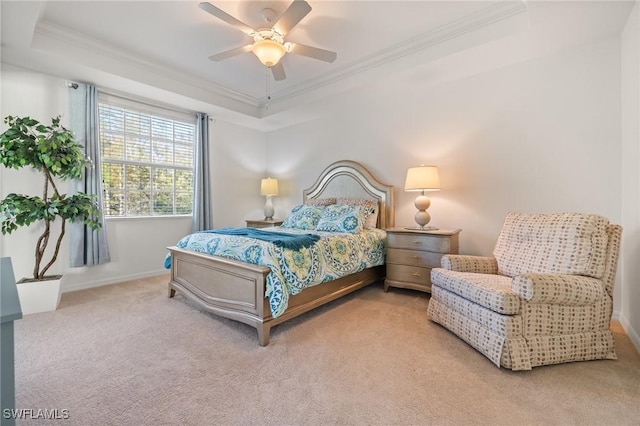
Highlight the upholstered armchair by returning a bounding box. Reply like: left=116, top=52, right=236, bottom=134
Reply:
left=427, top=212, right=622, bottom=370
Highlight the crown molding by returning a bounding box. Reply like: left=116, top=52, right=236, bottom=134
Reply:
left=31, top=20, right=263, bottom=116
left=262, top=0, right=528, bottom=113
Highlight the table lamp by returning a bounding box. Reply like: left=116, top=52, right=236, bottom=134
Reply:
left=404, top=165, right=441, bottom=230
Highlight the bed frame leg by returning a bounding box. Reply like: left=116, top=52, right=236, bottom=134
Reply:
left=168, top=287, right=176, bottom=298
left=257, top=323, right=271, bottom=346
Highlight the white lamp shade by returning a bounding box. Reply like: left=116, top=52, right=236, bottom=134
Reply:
left=260, top=178, right=279, bottom=196
left=404, top=165, right=441, bottom=192
left=251, top=39, right=286, bottom=67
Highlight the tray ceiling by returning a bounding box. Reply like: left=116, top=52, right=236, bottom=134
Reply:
left=0, top=1, right=635, bottom=128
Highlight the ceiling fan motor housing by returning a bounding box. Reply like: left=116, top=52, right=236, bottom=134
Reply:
left=252, top=28, right=284, bottom=44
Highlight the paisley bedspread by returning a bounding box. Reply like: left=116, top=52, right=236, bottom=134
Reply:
left=172, top=227, right=386, bottom=318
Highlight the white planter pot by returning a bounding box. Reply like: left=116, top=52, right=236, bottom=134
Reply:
left=16, top=276, right=62, bottom=315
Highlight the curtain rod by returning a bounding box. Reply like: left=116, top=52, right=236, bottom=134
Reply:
left=65, top=80, right=208, bottom=119
left=100, top=88, right=199, bottom=117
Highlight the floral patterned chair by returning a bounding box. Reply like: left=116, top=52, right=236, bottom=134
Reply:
left=427, top=212, right=622, bottom=370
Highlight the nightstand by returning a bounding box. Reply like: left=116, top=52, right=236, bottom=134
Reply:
left=245, top=219, right=283, bottom=229
left=384, top=227, right=461, bottom=293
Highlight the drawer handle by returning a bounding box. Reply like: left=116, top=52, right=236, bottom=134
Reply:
left=412, top=255, right=421, bottom=259
left=411, top=272, right=422, bottom=277
left=413, top=240, right=422, bottom=244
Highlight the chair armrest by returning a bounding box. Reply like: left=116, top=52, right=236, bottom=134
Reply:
left=440, top=255, right=498, bottom=274
left=512, top=273, right=607, bottom=305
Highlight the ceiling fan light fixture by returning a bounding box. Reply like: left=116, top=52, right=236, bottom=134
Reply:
left=251, top=39, right=286, bottom=67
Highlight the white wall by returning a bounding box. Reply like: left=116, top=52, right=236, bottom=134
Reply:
left=209, top=119, right=268, bottom=227
left=267, top=37, right=626, bottom=309
left=621, top=1, right=640, bottom=350
left=0, top=65, right=267, bottom=292
left=268, top=37, right=622, bottom=245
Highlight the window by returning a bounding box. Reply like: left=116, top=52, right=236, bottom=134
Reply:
left=98, top=94, right=195, bottom=217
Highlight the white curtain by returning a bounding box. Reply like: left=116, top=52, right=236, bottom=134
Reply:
left=192, top=113, right=213, bottom=232
left=69, top=84, right=111, bottom=266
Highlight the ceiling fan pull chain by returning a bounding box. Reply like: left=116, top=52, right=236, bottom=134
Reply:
left=265, top=68, right=271, bottom=111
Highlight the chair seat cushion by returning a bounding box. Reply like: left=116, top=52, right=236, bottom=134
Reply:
left=431, top=268, right=520, bottom=314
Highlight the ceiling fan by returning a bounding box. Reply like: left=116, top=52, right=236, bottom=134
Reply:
left=199, top=0, right=337, bottom=81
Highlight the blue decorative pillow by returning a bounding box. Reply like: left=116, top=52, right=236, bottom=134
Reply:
left=315, top=204, right=366, bottom=233
left=337, top=198, right=379, bottom=228
left=281, top=205, right=325, bottom=230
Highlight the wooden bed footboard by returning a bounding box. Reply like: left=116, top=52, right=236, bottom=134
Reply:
left=168, top=246, right=385, bottom=346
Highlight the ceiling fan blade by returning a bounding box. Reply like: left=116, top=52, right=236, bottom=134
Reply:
left=208, top=45, right=252, bottom=61
left=273, top=0, right=312, bottom=36
left=199, top=2, right=255, bottom=35
left=288, top=43, right=337, bottom=63
left=271, top=62, right=286, bottom=81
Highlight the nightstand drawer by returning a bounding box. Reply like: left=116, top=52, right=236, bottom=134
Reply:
left=386, top=264, right=431, bottom=285
left=387, top=233, right=454, bottom=253
left=386, top=248, right=442, bottom=268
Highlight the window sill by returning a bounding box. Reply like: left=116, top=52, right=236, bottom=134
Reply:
left=105, top=215, right=192, bottom=221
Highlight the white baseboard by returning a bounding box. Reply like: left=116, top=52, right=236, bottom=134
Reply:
left=617, top=312, right=640, bottom=354
left=62, top=269, right=169, bottom=293
left=612, top=309, right=620, bottom=321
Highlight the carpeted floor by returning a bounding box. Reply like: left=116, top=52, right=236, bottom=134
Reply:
left=12, top=273, right=640, bottom=425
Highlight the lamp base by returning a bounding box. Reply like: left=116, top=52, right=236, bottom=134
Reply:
left=263, top=195, right=274, bottom=221
left=413, top=195, right=433, bottom=229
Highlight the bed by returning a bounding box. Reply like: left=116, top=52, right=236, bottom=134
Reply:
left=167, top=160, right=395, bottom=345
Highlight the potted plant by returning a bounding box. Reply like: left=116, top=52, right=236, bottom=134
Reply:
left=0, top=116, right=102, bottom=314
